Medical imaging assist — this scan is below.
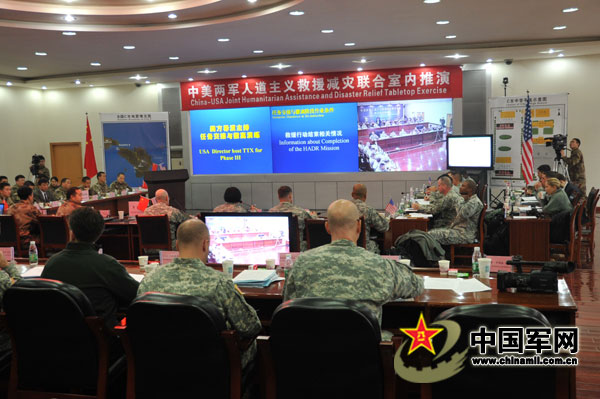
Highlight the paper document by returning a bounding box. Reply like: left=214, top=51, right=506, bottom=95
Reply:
left=423, top=277, right=491, bottom=294
left=233, top=270, right=279, bottom=287
left=415, top=199, right=430, bottom=206
left=22, top=266, right=45, bottom=278
left=408, top=213, right=433, bottom=218
left=521, top=196, right=538, bottom=202
left=129, top=273, right=145, bottom=283
left=517, top=206, right=532, bottom=212
left=512, top=216, right=537, bottom=220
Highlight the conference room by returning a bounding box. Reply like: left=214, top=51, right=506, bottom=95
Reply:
left=0, top=0, right=599, bottom=398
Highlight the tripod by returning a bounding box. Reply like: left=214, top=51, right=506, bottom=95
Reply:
left=553, top=149, right=570, bottom=180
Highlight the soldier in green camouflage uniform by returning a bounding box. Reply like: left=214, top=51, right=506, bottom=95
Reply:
left=53, top=178, right=71, bottom=201
left=413, top=175, right=462, bottom=229
left=284, top=199, right=424, bottom=339
left=561, top=138, right=586, bottom=194
left=138, top=219, right=261, bottom=386
left=92, top=172, right=109, bottom=197
left=34, top=157, right=50, bottom=182
left=269, top=186, right=316, bottom=251
left=10, top=175, right=25, bottom=204
left=144, top=189, right=193, bottom=249
left=109, top=173, right=132, bottom=193
left=80, top=176, right=96, bottom=197
left=428, top=180, right=484, bottom=245
left=351, top=183, right=389, bottom=254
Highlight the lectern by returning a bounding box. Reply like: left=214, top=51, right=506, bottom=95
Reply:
left=143, top=169, right=189, bottom=211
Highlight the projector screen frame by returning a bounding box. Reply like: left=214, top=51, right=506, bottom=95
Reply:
left=446, top=134, right=494, bottom=170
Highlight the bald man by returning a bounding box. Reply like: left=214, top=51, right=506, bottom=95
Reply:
left=284, top=200, right=424, bottom=339
left=144, top=189, right=192, bottom=249
left=351, top=183, right=389, bottom=254
left=138, top=219, right=262, bottom=383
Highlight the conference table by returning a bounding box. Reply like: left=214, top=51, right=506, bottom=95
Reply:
left=43, top=192, right=147, bottom=216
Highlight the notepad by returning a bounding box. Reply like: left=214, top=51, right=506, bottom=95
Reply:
left=233, top=270, right=279, bottom=288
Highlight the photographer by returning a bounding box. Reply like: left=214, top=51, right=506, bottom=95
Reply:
left=30, top=155, right=50, bottom=182
left=561, top=138, right=586, bottom=193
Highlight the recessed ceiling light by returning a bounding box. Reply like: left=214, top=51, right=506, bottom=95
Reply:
left=270, top=63, right=291, bottom=69
left=444, top=53, right=468, bottom=59
left=424, top=0, right=440, bottom=3
left=89, top=84, right=94, bottom=87
left=360, top=58, right=367, bottom=63
left=553, top=25, right=567, bottom=30
left=188, top=78, right=194, bottom=81
left=242, top=75, right=247, bottom=78
left=420, top=63, right=426, bottom=67
left=123, top=45, right=135, bottom=50
left=289, top=10, right=304, bottom=16
left=486, top=58, right=493, bottom=63
left=129, top=75, right=148, bottom=80
left=436, top=20, right=450, bottom=25
left=169, top=56, right=179, bottom=60
left=445, top=35, right=457, bottom=39
left=217, top=38, right=230, bottom=42
left=539, top=48, right=562, bottom=54
left=35, top=52, right=47, bottom=56
left=247, top=0, right=257, bottom=3
left=321, top=29, right=334, bottom=33
left=41, top=86, right=47, bottom=90
left=167, top=13, right=177, bottom=19
left=75, top=79, right=81, bottom=85
left=562, top=7, right=578, bottom=13
left=344, top=42, right=356, bottom=47
left=558, top=53, right=565, bottom=57
left=90, top=62, right=101, bottom=66
left=198, top=69, right=217, bottom=74
left=357, top=67, right=363, bottom=72
left=6, top=82, right=12, bottom=86
left=298, top=71, right=303, bottom=75
left=253, top=49, right=264, bottom=54
left=17, top=66, right=28, bottom=71
left=62, top=31, right=76, bottom=36
left=145, top=81, right=151, bottom=84
left=63, top=14, right=76, bottom=22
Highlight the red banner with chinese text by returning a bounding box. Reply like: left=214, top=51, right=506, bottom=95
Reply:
left=180, top=66, right=462, bottom=110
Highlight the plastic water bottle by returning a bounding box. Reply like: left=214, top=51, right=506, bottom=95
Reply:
left=472, top=247, right=481, bottom=277
left=29, top=241, right=38, bottom=266
left=409, top=187, right=414, bottom=202
left=283, top=254, right=293, bottom=280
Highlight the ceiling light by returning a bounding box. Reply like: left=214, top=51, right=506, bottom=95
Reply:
left=436, top=20, right=450, bottom=25
left=247, top=0, right=257, bottom=3
left=198, top=69, right=217, bottom=74
left=145, top=81, right=151, bottom=84
left=63, top=14, right=76, bottom=22
left=345, top=42, right=356, bottom=46
left=167, top=13, right=177, bottom=19
left=129, top=75, right=147, bottom=80
left=357, top=67, right=363, bottom=72
left=217, top=38, right=230, bottom=42
left=123, top=45, right=135, bottom=50
left=75, top=79, right=81, bottom=85
left=298, top=71, right=303, bottom=75
left=35, top=52, right=47, bottom=56
left=169, top=56, right=179, bottom=60
left=562, top=7, right=578, bottom=13
left=289, top=10, right=304, bottom=16
left=558, top=53, right=565, bottom=57
left=321, top=29, right=334, bottom=33
left=420, top=63, right=426, bottom=67
left=553, top=25, right=567, bottom=30
left=89, top=85, right=94, bottom=87
left=540, top=48, right=562, bottom=54
left=270, top=63, right=291, bottom=69
left=62, top=31, right=76, bottom=36
left=17, top=66, right=28, bottom=71
left=242, top=75, right=247, bottom=78
left=445, top=35, right=457, bottom=39
left=424, top=0, right=440, bottom=3
left=445, top=53, right=468, bottom=59
left=41, top=86, right=47, bottom=90
left=188, top=78, right=194, bottom=81
left=90, top=62, right=101, bottom=66
left=486, top=58, right=493, bottom=63
left=253, top=49, right=264, bottom=54
left=6, top=82, right=12, bottom=86
left=360, top=58, right=368, bottom=63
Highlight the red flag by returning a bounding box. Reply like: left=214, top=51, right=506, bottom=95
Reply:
left=84, top=116, right=98, bottom=177
left=142, top=181, right=148, bottom=189
left=137, top=196, right=150, bottom=211
left=152, top=163, right=159, bottom=171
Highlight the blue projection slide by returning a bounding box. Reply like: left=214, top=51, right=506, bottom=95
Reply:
left=270, top=103, right=358, bottom=173
left=190, top=107, right=273, bottom=174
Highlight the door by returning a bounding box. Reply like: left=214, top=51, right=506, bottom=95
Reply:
left=50, top=142, right=83, bottom=185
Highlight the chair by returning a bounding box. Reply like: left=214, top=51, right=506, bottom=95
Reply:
left=135, top=215, right=171, bottom=254
left=449, top=203, right=487, bottom=265
left=38, top=215, right=70, bottom=257
left=118, top=292, right=242, bottom=399
left=305, top=217, right=366, bottom=249
left=580, top=187, right=600, bottom=264
left=429, top=304, right=557, bottom=399
left=0, top=278, right=126, bottom=399
left=0, top=215, right=24, bottom=257
left=550, top=199, right=584, bottom=266
left=477, top=183, right=488, bottom=203
left=258, top=298, right=395, bottom=399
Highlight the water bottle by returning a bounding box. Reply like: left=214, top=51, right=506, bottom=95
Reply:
left=29, top=241, right=38, bottom=266
left=283, top=254, right=293, bottom=280
left=409, top=187, right=414, bottom=202
left=472, top=247, right=480, bottom=277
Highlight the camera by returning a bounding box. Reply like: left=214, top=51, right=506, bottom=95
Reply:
left=504, top=59, right=513, bottom=65
left=502, top=77, right=509, bottom=85
left=497, top=256, right=575, bottom=293
left=29, top=154, right=44, bottom=176
left=545, top=134, right=568, bottom=158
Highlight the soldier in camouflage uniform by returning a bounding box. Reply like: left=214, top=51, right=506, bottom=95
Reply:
left=138, top=219, right=261, bottom=392
left=428, top=179, right=483, bottom=245
left=213, top=187, right=257, bottom=213
left=351, top=183, right=389, bottom=254
left=413, top=175, right=462, bottom=229
left=10, top=175, right=25, bottom=204
left=144, top=189, right=193, bottom=249
left=80, top=176, right=96, bottom=197
left=269, top=186, right=316, bottom=251
left=92, top=172, right=109, bottom=197
left=34, top=156, right=50, bottom=182
left=284, top=199, right=424, bottom=339
left=109, top=173, right=132, bottom=193
left=50, top=176, right=60, bottom=193
left=561, top=138, right=586, bottom=194
left=53, top=178, right=72, bottom=201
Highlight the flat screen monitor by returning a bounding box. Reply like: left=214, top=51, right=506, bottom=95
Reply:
left=447, top=135, right=494, bottom=169
left=200, top=212, right=299, bottom=265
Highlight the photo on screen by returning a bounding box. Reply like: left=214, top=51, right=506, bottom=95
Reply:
left=357, top=98, right=453, bottom=172
left=203, top=214, right=290, bottom=265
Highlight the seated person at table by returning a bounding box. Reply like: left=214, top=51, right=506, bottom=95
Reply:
left=534, top=164, right=551, bottom=193
left=213, top=187, right=257, bottom=213
left=92, top=171, right=109, bottom=197
left=447, top=170, right=463, bottom=195
left=50, top=176, right=60, bottom=193
left=269, top=185, right=316, bottom=251
left=428, top=179, right=483, bottom=245
left=283, top=199, right=424, bottom=339
left=41, top=207, right=139, bottom=326
left=10, top=175, right=25, bottom=204
left=57, top=187, right=83, bottom=218
left=0, top=251, right=21, bottom=356
left=109, top=172, right=132, bottom=193
left=557, top=173, right=583, bottom=203
left=412, top=175, right=462, bottom=229
left=351, top=183, right=389, bottom=254
left=33, top=178, right=55, bottom=203
left=541, top=178, right=573, bottom=216
left=80, top=176, right=96, bottom=196
left=138, top=219, right=261, bottom=393
left=24, top=181, right=35, bottom=189
left=53, top=178, right=71, bottom=201
left=7, top=186, right=41, bottom=244
left=425, top=173, right=452, bottom=202
left=0, top=176, right=7, bottom=184
left=144, top=189, right=192, bottom=249
left=1, top=182, right=14, bottom=209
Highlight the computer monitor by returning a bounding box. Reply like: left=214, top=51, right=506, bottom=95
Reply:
left=200, top=212, right=299, bottom=265
left=0, top=203, right=4, bottom=214
left=447, top=135, right=494, bottom=169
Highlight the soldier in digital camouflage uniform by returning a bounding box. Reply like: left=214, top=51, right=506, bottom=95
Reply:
left=428, top=179, right=484, bottom=245
left=561, top=138, right=586, bottom=194
left=53, top=178, right=71, bottom=202
left=350, top=183, right=389, bottom=254
left=92, top=172, right=109, bottom=197
left=144, top=189, right=193, bottom=249
left=10, top=175, right=25, bottom=204
left=138, top=219, right=261, bottom=397
left=109, top=172, right=132, bottom=193
left=269, top=186, right=316, bottom=251
left=284, top=199, right=424, bottom=340
left=412, top=175, right=462, bottom=229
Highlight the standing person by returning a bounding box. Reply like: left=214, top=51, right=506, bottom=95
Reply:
left=56, top=187, right=83, bottom=218
left=109, top=173, right=132, bottom=193
left=92, top=172, right=109, bottom=197
left=7, top=186, right=41, bottom=244
left=269, top=186, right=317, bottom=251
left=53, top=178, right=72, bottom=201
left=561, top=138, right=586, bottom=194
left=350, top=183, right=389, bottom=254
left=33, top=178, right=55, bottom=204
left=34, top=156, right=50, bottom=182
left=144, top=189, right=192, bottom=249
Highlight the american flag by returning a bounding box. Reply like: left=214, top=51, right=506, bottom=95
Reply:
left=385, top=198, right=398, bottom=215
left=521, top=94, right=535, bottom=185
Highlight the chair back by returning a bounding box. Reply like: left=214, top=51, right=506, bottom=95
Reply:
left=477, top=183, right=488, bottom=203
left=583, top=187, right=598, bottom=225
left=269, top=298, right=383, bottom=399
left=476, top=203, right=487, bottom=245
left=123, top=292, right=235, bottom=399
left=136, top=215, right=171, bottom=251
left=305, top=217, right=366, bottom=250
left=0, top=215, right=22, bottom=256
left=38, top=215, right=70, bottom=257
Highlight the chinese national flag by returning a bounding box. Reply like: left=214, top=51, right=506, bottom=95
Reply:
left=137, top=196, right=150, bottom=211
left=84, top=116, right=98, bottom=177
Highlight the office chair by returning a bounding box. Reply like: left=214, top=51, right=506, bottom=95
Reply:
left=135, top=215, right=171, bottom=254
left=305, top=217, right=366, bottom=250
left=38, top=215, right=70, bottom=257
left=0, top=215, right=24, bottom=257
left=449, top=203, right=487, bottom=265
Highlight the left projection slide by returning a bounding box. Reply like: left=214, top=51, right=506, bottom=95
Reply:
left=190, top=107, right=273, bottom=174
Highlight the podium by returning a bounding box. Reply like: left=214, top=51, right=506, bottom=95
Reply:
left=143, top=169, right=189, bottom=211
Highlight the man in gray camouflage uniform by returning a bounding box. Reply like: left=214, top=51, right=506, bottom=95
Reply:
left=284, top=199, right=424, bottom=339
left=351, top=183, right=389, bottom=254
left=412, top=175, right=462, bottom=229
left=269, top=185, right=316, bottom=251
left=109, top=172, right=132, bottom=193
left=144, top=189, right=192, bottom=249
left=92, top=172, right=109, bottom=197
left=428, top=179, right=484, bottom=245
left=138, top=219, right=261, bottom=396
